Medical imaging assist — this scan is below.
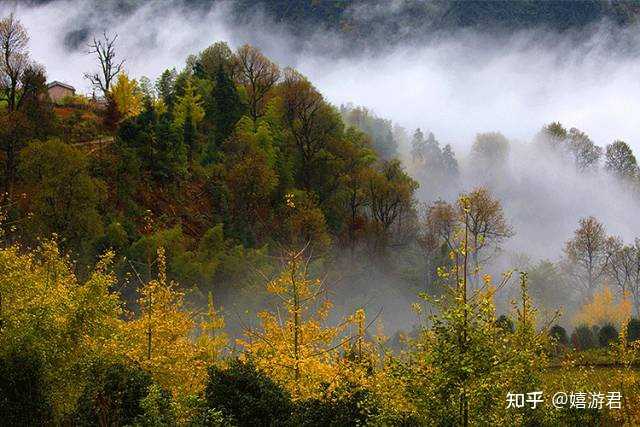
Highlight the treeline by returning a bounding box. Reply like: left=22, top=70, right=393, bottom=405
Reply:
left=0, top=14, right=419, bottom=302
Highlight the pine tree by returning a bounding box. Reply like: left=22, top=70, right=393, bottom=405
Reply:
left=208, top=65, right=244, bottom=144
left=173, top=77, right=204, bottom=157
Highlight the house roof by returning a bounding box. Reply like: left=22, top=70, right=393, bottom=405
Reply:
left=47, top=81, right=75, bottom=91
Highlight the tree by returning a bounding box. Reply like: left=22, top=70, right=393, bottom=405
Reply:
left=441, top=143, right=459, bottom=178
left=463, top=187, right=513, bottom=288
left=282, top=67, right=341, bottom=191
left=605, top=140, right=637, bottom=181
left=236, top=44, right=280, bottom=123
left=18, top=64, right=53, bottom=138
left=173, top=77, right=204, bottom=156
left=571, top=325, right=596, bottom=350
left=0, top=13, right=30, bottom=112
left=563, top=216, right=610, bottom=297
left=110, top=71, right=142, bottom=120
left=341, top=104, right=398, bottom=160
left=205, top=359, right=292, bottom=425
left=0, top=241, right=122, bottom=420
left=195, top=41, right=235, bottom=79
left=336, top=127, right=376, bottom=252
left=549, top=325, right=568, bottom=346
left=118, top=247, right=205, bottom=399
left=239, top=246, right=345, bottom=400
left=155, top=68, right=177, bottom=110
left=410, top=128, right=425, bottom=164
left=470, top=132, right=510, bottom=166
left=208, top=65, right=244, bottom=144
left=0, top=351, right=53, bottom=425
left=411, top=198, right=548, bottom=426
left=527, top=260, right=571, bottom=313
left=418, top=200, right=457, bottom=294
left=366, top=159, right=418, bottom=254
left=18, top=139, right=106, bottom=254
left=567, top=127, right=602, bottom=172
left=598, top=324, right=618, bottom=347
left=84, top=31, right=125, bottom=97
left=73, top=361, right=155, bottom=426
left=196, top=292, right=227, bottom=365
left=573, top=285, right=632, bottom=328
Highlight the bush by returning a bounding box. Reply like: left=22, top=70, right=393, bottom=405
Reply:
left=204, top=359, right=292, bottom=426
left=549, top=325, right=568, bottom=346
left=496, top=314, right=515, bottom=333
left=627, top=318, right=640, bottom=342
left=292, top=384, right=378, bottom=426
left=0, top=351, right=53, bottom=425
left=598, top=324, right=618, bottom=348
left=73, top=360, right=160, bottom=426
left=571, top=325, right=596, bottom=350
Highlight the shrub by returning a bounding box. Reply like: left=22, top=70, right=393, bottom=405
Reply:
left=496, top=314, right=515, bottom=333
left=627, top=318, right=640, bottom=342
left=0, top=351, right=53, bottom=425
left=73, top=360, right=163, bottom=426
left=598, top=324, right=618, bottom=348
left=571, top=325, right=596, bottom=350
left=292, top=384, right=378, bottom=426
left=204, top=359, right=292, bottom=426
left=549, top=325, right=568, bottom=346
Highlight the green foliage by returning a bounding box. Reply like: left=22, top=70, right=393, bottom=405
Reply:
left=571, top=324, right=597, bottom=350
left=292, top=384, right=378, bottom=427
left=137, top=384, right=176, bottom=426
left=18, top=139, right=106, bottom=253
left=496, top=314, right=514, bottom=332
left=0, top=350, right=53, bottom=426
left=598, top=323, right=618, bottom=348
left=208, top=65, right=244, bottom=144
left=74, top=360, right=155, bottom=426
left=628, top=318, right=640, bottom=342
left=549, top=324, right=568, bottom=346
left=341, top=104, right=398, bottom=160
left=204, top=359, right=293, bottom=426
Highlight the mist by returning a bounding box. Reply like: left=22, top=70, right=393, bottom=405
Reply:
left=5, top=0, right=640, bottom=149
left=4, top=0, right=640, bottom=329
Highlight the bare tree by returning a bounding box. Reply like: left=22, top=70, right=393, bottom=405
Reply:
left=236, top=44, right=280, bottom=122
left=0, top=13, right=30, bottom=112
left=418, top=200, right=457, bottom=292
left=83, top=31, right=125, bottom=97
left=606, top=237, right=640, bottom=316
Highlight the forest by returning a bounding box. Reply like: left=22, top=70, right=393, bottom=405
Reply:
left=3, top=3, right=640, bottom=426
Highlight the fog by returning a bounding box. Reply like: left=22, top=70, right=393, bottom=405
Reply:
left=5, top=1, right=640, bottom=150
left=4, top=1, right=640, bottom=327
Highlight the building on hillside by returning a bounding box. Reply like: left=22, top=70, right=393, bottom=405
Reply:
left=47, top=81, right=76, bottom=103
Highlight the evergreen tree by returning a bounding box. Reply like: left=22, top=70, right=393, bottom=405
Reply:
left=208, top=65, right=244, bottom=145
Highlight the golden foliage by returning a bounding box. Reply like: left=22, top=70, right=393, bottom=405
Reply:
left=115, top=247, right=206, bottom=400
left=0, top=241, right=122, bottom=419
left=573, top=285, right=632, bottom=327
left=239, top=248, right=341, bottom=400
left=110, top=71, right=142, bottom=119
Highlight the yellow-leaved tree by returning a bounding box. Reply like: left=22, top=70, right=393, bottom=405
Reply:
left=0, top=240, right=122, bottom=420
left=116, top=247, right=206, bottom=402
left=573, top=285, right=632, bottom=328
left=196, top=291, right=227, bottom=365
left=239, top=245, right=344, bottom=400
left=110, top=71, right=142, bottom=119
